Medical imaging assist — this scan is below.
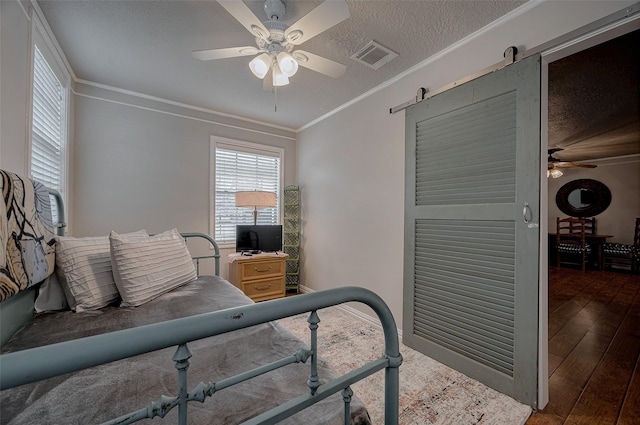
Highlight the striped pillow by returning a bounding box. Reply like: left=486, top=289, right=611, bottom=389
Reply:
left=56, top=230, right=148, bottom=312
left=110, top=228, right=197, bottom=307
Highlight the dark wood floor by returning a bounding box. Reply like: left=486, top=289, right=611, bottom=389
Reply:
left=527, top=267, right=640, bottom=425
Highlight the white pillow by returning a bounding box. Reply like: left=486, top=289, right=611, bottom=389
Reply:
left=110, top=228, right=197, bottom=307
left=56, top=230, right=148, bottom=312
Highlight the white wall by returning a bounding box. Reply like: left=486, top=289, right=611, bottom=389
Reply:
left=72, top=82, right=297, bottom=278
left=4, top=0, right=636, bottom=315
left=0, top=0, right=296, bottom=281
left=297, top=1, right=637, bottom=325
left=1, top=0, right=75, bottom=221
left=548, top=155, right=640, bottom=244
left=0, top=0, right=30, bottom=174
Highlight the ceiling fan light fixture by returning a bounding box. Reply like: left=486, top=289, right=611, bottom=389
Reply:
left=249, top=53, right=272, bottom=79
left=272, top=62, right=289, bottom=86
left=194, top=0, right=351, bottom=86
left=276, top=52, right=298, bottom=77
left=547, top=168, right=564, bottom=178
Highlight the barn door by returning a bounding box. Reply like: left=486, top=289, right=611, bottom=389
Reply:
left=403, top=54, right=541, bottom=406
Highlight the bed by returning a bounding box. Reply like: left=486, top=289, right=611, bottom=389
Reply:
left=0, top=169, right=401, bottom=424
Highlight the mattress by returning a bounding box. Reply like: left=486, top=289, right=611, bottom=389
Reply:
left=0, top=276, right=370, bottom=424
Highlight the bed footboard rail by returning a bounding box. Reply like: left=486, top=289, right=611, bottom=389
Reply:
left=0, top=286, right=401, bottom=425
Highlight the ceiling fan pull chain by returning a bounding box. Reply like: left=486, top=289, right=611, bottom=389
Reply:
left=274, top=86, right=278, bottom=113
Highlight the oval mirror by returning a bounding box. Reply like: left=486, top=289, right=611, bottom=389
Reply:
left=556, top=179, right=611, bottom=217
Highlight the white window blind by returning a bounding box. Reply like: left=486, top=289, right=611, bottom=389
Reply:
left=31, top=45, right=66, bottom=222
left=214, top=145, right=281, bottom=243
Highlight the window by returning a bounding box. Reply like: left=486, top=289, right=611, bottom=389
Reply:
left=211, top=138, right=283, bottom=244
left=29, top=14, right=69, bottom=224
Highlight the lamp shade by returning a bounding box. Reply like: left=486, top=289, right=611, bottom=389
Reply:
left=235, top=191, right=277, bottom=208
left=249, top=54, right=272, bottom=79
left=272, top=62, right=290, bottom=87
left=277, top=52, right=298, bottom=77
left=547, top=168, right=564, bottom=178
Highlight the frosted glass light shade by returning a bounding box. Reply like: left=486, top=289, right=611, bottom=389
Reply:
left=277, top=52, right=298, bottom=77
left=272, top=63, right=289, bottom=86
left=249, top=54, right=272, bottom=79
left=547, top=168, right=563, bottom=178
left=235, top=191, right=277, bottom=208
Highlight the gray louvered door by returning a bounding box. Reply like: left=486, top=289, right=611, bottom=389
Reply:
left=403, top=55, right=541, bottom=407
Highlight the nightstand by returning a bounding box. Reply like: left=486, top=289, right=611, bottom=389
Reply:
left=227, top=252, right=289, bottom=302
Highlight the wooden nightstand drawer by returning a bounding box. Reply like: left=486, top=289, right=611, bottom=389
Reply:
left=228, top=253, right=288, bottom=302
left=239, top=259, right=285, bottom=280
left=242, top=277, right=285, bottom=300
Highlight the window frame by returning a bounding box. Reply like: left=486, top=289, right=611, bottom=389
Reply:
left=209, top=136, right=284, bottom=248
left=27, top=11, right=71, bottom=223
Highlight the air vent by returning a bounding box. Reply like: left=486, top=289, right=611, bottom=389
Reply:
left=351, top=40, right=398, bottom=70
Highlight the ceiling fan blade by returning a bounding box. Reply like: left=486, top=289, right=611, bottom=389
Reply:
left=192, top=46, right=260, bottom=61
left=548, top=147, right=596, bottom=169
left=217, top=0, right=270, bottom=40
left=292, top=50, right=346, bottom=78
left=285, top=0, right=350, bottom=45
left=553, top=162, right=597, bottom=169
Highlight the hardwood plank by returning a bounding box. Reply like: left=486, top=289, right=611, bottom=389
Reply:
left=553, top=331, right=610, bottom=389
left=569, top=292, right=640, bottom=424
left=548, top=321, right=589, bottom=358
left=549, top=300, right=587, bottom=338
left=589, top=282, right=637, bottom=336
left=566, top=390, right=621, bottom=425
left=583, top=357, right=634, bottom=403
left=526, top=413, right=565, bottom=425
left=548, top=309, right=605, bottom=358
left=618, top=359, right=640, bottom=425
left=528, top=269, right=640, bottom=425
left=548, top=353, right=563, bottom=376
left=548, top=270, right=602, bottom=312
left=548, top=275, right=619, bottom=338
left=538, top=374, right=583, bottom=420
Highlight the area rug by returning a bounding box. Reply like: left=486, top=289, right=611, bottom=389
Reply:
left=278, top=306, right=532, bottom=425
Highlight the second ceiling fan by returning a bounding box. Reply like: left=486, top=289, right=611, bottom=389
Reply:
left=192, top=0, right=350, bottom=87
left=547, top=148, right=597, bottom=178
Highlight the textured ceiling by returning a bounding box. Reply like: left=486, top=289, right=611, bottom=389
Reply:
left=37, top=0, right=527, bottom=130
left=548, top=29, right=640, bottom=163
left=36, top=1, right=640, bottom=160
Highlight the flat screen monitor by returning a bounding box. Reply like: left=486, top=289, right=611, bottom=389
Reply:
left=236, top=225, right=283, bottom=253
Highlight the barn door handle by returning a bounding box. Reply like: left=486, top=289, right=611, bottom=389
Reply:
left=523, top=202, right=532, bottom=224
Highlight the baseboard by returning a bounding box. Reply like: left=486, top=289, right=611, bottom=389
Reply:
left=299, top=284, right=402, bottom=339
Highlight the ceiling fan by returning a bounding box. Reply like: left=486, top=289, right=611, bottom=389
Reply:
left=547, top=148, right=597, bottom=178
left=192, top=0, right=350, bottom=87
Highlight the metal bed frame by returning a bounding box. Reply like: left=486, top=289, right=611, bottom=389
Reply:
left=0, top=189, right=402, bottom=425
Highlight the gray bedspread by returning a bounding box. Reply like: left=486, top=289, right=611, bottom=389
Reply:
left=0, top=276, right=371, bottom=424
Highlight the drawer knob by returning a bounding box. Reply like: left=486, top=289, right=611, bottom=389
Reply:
left=254, top=284, right=272, bottom=291
left=254, top=266, right=272, bottom=273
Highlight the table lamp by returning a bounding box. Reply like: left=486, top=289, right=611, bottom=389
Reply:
left=235, top=191, right=277, bottom=225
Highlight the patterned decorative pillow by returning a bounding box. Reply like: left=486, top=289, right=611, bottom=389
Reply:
left=0, top=170, right=56, bottom=302
left=56, top=230, right=148, bottom=312
left=110, top=228, right=197, bottom=307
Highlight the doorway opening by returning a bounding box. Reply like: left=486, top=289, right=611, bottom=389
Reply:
left=532, top=22, right=640, bottom=424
